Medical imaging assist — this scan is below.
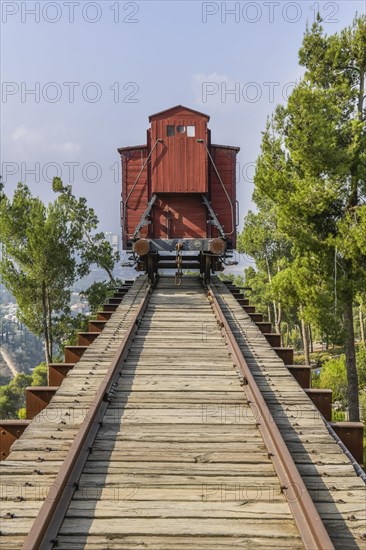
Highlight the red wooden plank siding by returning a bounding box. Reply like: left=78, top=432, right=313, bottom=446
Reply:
left=121, top=146, right=149, bottom=247
left=150, top=107, right=209, bottom=194
left=210, top=146, right=237, bottom=247
left=152, top=194, right=207, bottom=239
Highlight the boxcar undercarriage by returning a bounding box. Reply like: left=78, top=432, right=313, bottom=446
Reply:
left=127, top=238, right=236, bottom=285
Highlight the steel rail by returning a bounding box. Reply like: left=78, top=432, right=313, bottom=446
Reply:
left=22, top=283, right=152, bottom=550
left=326, top=421, right=366, bottom=483
left=207, top=285, right=335, bottom=550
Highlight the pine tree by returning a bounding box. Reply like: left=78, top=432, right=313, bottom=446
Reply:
left=239, top=15, right=366, bottom=420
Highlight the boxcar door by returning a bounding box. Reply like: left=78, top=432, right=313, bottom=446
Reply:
left=152, top=194, right=207, bottom=239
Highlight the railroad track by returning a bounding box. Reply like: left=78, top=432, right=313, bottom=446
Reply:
left=0, top=276, right=365, bottom=549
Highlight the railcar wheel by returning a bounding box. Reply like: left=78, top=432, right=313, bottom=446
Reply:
left=146, top=254, right=157, bottom=284
left=201, top=254, right=211, bottom=284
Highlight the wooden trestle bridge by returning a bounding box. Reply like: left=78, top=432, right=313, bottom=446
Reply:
left=0, top=276, right=365, bottom=549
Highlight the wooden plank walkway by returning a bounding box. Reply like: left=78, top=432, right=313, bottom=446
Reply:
left=53, top=276, right=303, bottom=549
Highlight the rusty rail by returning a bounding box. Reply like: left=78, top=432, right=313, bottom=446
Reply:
left=22, top=284, right=151, bottom=550
left=207, top=285, right=335, bottom=550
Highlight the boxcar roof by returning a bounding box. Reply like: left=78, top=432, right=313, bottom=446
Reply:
left=118, top=142, right=240, bottom=154
left=212, top=143, right=240, bottom=152
left=148, top=105, right=210, bottom=121
left=117, top=144, right=148, bottom=153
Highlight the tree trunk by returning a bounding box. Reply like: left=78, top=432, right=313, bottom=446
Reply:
left=274, top=261, right=282, bottom=339
left=272, top=301, right=278, bottom=330
left=275, top=303, right=282, bottom=342
left=357, top=65, right=365, bottom=119
left=84, top=231, right=116, bottom=284
left=359, top=306, right=365, bottom=345
left=265, top=255, right=276, bottom=330
left=309, top=324, right=314, bottom=353
left=103, top=264, right=115, bottom=285
left=344, top=298, right=360, bottom=421
left=274, top=306, right=278, bottom=333
left=46, top=288, right=53, bottom=363
left=301, top=317, right=310, bottom=366
left=41, top=282, right=52, bottom=365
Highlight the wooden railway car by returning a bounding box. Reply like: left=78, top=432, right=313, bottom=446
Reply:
left=118, top=105, right=240, bottom=281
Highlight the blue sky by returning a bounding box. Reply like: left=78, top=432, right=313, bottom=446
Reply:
left=1, top=0, right=365, bottom=242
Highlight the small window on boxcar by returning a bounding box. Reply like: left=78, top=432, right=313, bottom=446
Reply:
left=187, top=125, right=195, bottom=137
left=167, top=125, right=175, bottom=136
left=177, top=125, right=186, bottom=134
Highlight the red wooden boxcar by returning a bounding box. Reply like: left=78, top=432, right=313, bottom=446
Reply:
left=118, top=105, right=239, bottom=281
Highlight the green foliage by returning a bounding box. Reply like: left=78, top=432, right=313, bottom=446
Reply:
left=0, top=178, right=119, bottom=364
left=52, top=313, right=89, bottom=351
left=357, top=345, right=366, bottom=388
left=317, top=346, right=366, bottom=406
left=0, top=372, right=32, bottom=419
left=81, top=281, right=115, bottom=316
left=238, top=15, right=366, bottom=420
left=238, top=202, right=291, bottom=276
left=318, top=355, right=348, bottom=404
left=0, top=183, right=78, bottom=363
left=0, top=394, right=14, bottom=418
left=31, top=363, right=48, bottom=386
left=359, top=392, right=366, bottom=465
left=52, top=178, right=119, bottom=282
left=244, top=267, right=272, bottom=322
left=0, top=361, right=50, bottom=419
left=9, top=373, right=33, bottom=397
left=311, top=368, right=320, bottom=388
left=274, top=16, right=366, bottom=298
left=332, top=410, right=346, bottom=422
left=219, top=274, right=234, bottom=283
left=233, top=275, right=245, bottom=287
left=360, top=392, right=366, bottom=424
left=313, top=351, right=336, bottom=368
left=17, top=408, right=26, bottom=420
left=285, top=327, right=302, bottom=350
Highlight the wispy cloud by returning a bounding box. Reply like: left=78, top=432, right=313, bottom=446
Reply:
left=51, top=141, right=81, bottom=153
left=9, top=124, right=81, bottom=157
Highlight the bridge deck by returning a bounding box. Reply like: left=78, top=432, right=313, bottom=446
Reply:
left=55, top=276, right=302, bottom=549
left=0, top=276, right=365, bottom=549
